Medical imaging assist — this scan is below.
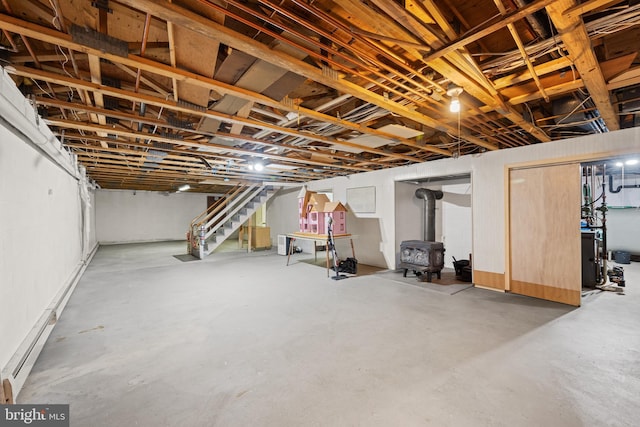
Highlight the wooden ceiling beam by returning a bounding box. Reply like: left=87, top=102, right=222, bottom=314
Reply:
left=69, top=143, right=325, bottom=180
left=11, top=64, right=443, bottom=164
left=111, top=62, right=171, bottom=98
left=40, top=97, right=386, bottom=167
left=166, top=19, right=179, bottom=102
left=492, top=57, right=573, bottom=90
left=87, top=54, right=109, bottom=147
left=493, top=0, right=549, bottom=102
left=563, top=0, right=623, bottom=19
left=59, top=131, right=379, bottom=176
left=72, top=151, right=302, bottom=181
left=546, top=0, right=620, bottom=131
left=46, top=118, right=375, bottom=171
left=422, top=0, right=559, bottom=63
left=508, top=79, right=585, bottom=105
left=370, top=0, right=550, bottom=143
left=0, top=13, right=454, bottom=155
left=112, top=0, right=493, bottom=151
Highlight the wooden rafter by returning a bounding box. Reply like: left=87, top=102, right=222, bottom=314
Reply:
left=546, top=0, right=620, bottom=131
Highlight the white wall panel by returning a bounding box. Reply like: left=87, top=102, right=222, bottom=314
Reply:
left=442, top=183, right=472, bottom=268
left=267, top=128, right=640, bottom=273
left=95, top=190, right=208, bottom=243
left=0, top=125, right=86, bottom=374
left=607, top=209, right=640, bottom=253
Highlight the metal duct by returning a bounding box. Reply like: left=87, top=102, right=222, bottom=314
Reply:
left=514, top=0, right=550, bottom=39
left=552, top=95, right=607, bottom=134
left=415, top=188, right=443, bottom=242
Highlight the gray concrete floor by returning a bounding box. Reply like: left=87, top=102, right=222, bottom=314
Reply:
left=18, top=241, right=640, bottom=426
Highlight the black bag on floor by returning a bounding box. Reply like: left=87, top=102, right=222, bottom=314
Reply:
left=337, top=257, right=358, bottom=274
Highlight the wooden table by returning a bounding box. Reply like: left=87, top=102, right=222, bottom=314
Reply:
left=285, top=233, right=354, bottom=277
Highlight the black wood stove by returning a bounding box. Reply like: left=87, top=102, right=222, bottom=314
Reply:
left=399, top=240, right=445, bottom=282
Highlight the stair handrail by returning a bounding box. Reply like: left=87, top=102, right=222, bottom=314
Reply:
left=191, top=184, right=244, bottom=230
left=203, top=184, right=266, bottom=240
left=188, top=184, right=244, bottom=252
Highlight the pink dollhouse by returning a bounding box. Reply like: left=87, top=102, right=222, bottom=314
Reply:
left=298, top=187, right=348, bottom=235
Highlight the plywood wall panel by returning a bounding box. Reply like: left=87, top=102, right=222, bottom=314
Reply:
left=509, top=163, right=581, bottom=305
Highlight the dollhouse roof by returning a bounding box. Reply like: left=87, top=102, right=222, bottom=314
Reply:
left=324, top=201, right=347, bottom=212
left=308, top=193, right=330, bottom=212
left=298, top=187, right=311, bottom=219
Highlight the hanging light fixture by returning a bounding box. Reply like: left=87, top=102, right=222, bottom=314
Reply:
left=248, top=159, right=265, bottom=172
left=446, top=85, right=463, bottom=113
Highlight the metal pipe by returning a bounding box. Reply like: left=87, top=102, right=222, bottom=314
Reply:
left=415, top=188, right=443, bottom=242
left=608, top=173, right=640, bottom=193
left=513, top=0, right=550, bottom=39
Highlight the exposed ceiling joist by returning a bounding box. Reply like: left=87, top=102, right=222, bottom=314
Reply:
left=0, top=0, right=635, bottom=192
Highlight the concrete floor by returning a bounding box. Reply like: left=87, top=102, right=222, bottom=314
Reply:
left=18, top=241, right=640, bottom=426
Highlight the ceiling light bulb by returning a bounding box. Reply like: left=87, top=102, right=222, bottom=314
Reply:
left=615, top=162, right=624, bottom=167
left=178, top=184, right=190, bottom=191
left=446, top=85, right=463, bottom=113
left=625, top=159, right=638, bottom=165
left=450, top=97, right=460, bottom=113
left=254, top=162, right=264, bottom=172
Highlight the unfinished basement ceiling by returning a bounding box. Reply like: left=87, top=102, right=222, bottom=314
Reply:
left=1, top=0, right=639, bottom=193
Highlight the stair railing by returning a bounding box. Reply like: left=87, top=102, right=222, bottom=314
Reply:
left=202, top=184, right=265, bottom=240
left=187, top=184, right=243, bottom=253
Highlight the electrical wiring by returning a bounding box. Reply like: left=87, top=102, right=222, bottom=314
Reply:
left=539, top=116, right=602, bottom=128
left=30, top=78, right=54, bottom=98
left=481, top=4, right=640, bottom=77
left=555, top=95, right=592, bottom=126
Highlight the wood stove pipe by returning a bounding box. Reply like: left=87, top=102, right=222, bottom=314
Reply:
left=415, top=188, right=443, bottom=242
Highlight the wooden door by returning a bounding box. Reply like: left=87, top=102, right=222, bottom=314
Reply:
left=508, top=163, right=581, bottom=306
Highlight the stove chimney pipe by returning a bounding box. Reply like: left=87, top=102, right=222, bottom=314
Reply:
left=415, top=188, right=443, bottom=242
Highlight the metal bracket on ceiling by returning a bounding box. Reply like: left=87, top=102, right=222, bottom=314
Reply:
left=91, top=0, right=112, bottom=13
left=70, top=25, right=128, bottom=57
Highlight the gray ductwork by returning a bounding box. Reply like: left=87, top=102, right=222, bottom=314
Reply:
left=514, top=0, right=550, bottom=39
left=415, top=188, right=443, bottom=242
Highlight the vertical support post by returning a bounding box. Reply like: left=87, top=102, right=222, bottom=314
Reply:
left=198, top=224, right=206, bottom=259
left=248, top=216, right=253, bottom=253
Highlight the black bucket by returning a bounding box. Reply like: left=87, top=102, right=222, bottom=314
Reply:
left=452, top=257, right=470, bottom=276
left=614, top=251, right=631, bottom=264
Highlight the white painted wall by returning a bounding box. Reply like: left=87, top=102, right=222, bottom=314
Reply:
left=0, top=84, right=96, bottom=392
left=607, top=209, right=640, bottom=253
left=394, top=181, right=423, bottom=253
left=267, top=128, right=640, bottom=272
left=88, top=190, right=97, bottom=251
left=266, top=188, right=299, bottom=241
left=95, top=189, right=210, bottom=243
left=441, top=182, right=472, bottom=268
left=605, top=173, right=640, bottom=253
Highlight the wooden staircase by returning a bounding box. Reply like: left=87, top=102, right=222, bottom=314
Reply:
left=188, top=184, right=279, bottom=259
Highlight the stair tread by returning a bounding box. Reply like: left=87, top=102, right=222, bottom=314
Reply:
left=192, top=186, right=278, bottom=258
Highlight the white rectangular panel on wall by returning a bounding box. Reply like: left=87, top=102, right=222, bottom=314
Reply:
left=347, top=186, right=376, bottom=213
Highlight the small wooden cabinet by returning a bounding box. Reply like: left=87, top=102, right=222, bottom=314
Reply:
left=249, top=226, right=271, bottom=250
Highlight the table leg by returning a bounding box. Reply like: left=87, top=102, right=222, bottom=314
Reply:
left=326, top=239, right=330, bottom=277
left=287, top=237, right=295, bottom=266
